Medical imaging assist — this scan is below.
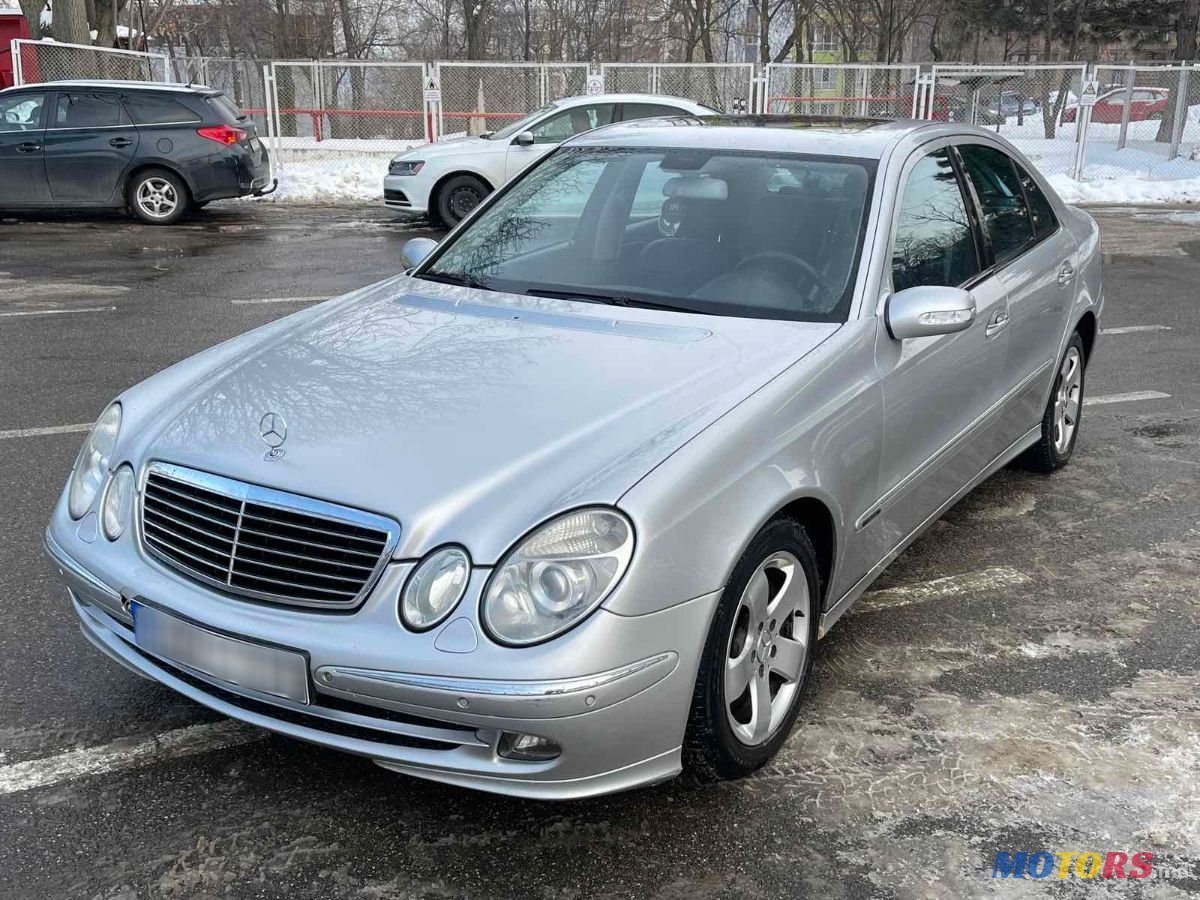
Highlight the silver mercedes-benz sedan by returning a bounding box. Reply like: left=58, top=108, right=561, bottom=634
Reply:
left=46, top=116, right=1102, bottom=800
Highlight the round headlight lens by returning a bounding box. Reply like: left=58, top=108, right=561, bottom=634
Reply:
left=101, top=464, right=136, bottom=540
left=400, top=546, right=471, bottom=631
left=68, top=403, right=121, bottom=519
left=482, top=508, right=634, bottom=646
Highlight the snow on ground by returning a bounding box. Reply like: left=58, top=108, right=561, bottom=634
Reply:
left=266, top=157, right=390, bottom=203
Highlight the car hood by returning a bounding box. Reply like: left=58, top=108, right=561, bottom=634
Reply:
left=404, top=135, right=499, bottom=159
left=126, top=276, right=838, bottom=562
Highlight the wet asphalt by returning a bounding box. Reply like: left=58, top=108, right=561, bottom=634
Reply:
left=0, top=202, right=1198, bottom=899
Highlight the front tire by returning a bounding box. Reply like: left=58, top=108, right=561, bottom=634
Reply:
left=684, top=517, right=820, bottom=782
left=127, top=168, right=190, bottom=225
left=1020, top=332, right=1086, bottom=473
left=434, top=174, right=489, bottom=227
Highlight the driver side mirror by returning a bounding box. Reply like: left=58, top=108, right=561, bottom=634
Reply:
left=514, top=131, right=535, bottom=146
left=886, top=285, right=976, bottom=340
left=400, top=237, right=438, bottom=271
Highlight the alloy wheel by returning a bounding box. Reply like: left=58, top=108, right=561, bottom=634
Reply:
left=136, top=177, right=179, bottom=219
left=1053, top=346, right=1082, bottom=455
left=723, top=551, right=810, bottom=746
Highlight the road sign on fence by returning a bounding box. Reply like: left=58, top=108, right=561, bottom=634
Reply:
left=1079, top=80, right=1099, bottom=107
left=423, top=75, right=441, bottom=103
left=586, top=74, right=604, bottom=96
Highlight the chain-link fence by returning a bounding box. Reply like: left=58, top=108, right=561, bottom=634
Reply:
left=433, top=62, right=588, bottom=137
left=764, top=63, right=920, bottom=118
left=12, top=39, right=169, bottom=85
left=599, top=63, right=754, bottom=113
left=925, top=64, right=1087, bottom=177
left=1082, top=63, right=1200, bottom=181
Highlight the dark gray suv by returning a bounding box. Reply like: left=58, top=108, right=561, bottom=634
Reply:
left=0, top=79, right=273, bottom=224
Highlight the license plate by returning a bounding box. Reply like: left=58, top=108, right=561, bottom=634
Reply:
left=131, top=601, right=310, bottom=704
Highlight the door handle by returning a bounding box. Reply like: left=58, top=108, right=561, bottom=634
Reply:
left=16, top=142, right=40, bottom=153
left=985, top=308, right=1010, bottom=338
left=1057, top=263, right=1075, bottom=287
left=109, top=137, right=133, bottom=148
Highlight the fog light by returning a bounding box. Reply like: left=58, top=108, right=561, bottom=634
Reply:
left=497, top=732, right=561, bottom=761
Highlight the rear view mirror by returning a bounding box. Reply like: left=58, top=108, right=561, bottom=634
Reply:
left=886, top=286, right=976, bottom=340
left=514, top=131, right=535, bottom=146
left=401, top=237, right=438, bottom=271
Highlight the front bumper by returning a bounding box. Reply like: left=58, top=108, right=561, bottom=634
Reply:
left=382, top=173, right=430, bottom=215
left=45, top=526, right=716, bottom=800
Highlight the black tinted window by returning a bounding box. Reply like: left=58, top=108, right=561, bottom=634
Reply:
left=54, top=92, right=127, bottom=128
left=621, top=103, right=688, bottom=121
left=206, top=94, right=245, bottom=124
left=122, top=93, right=201, bottom=125
left=1014, top=162, right=1058, bottom=239
left=892, top=150, right=979, bottom=292
left=959, top=144, right=1034, bottom=263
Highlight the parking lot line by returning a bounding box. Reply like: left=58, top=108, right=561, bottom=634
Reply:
left=1101, top=325, right=1172, bottom=335
left=0, top=423, right=92, bottom=440
left=231, top=297, right=326, bottom=305
left=0, top=306, right=116, bottom=319
left=1085, top=391, right=1172, bottom=406
left=0, top=721, right=263, bottom=796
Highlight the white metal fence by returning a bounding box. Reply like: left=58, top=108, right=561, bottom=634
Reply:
left=764, top=63, right=920, bottom=119
left=10, top=39, right=1200, bottom=189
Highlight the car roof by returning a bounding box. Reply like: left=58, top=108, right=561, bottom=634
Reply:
left=0, top=80, right=217, bottom=95
left=551, top=93, right=714, bottom=111
left=566, top=115, right=932, bottom=159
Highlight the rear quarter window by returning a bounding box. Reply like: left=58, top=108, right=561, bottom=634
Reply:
left=122, top=93, right=202, bottom=125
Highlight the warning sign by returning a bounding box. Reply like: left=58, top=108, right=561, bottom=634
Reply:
left=423, top=75, right=441, bottom=103
left=1078, top=79, right=1099, bottom=107
left=585, top=74, right=605, bottom=96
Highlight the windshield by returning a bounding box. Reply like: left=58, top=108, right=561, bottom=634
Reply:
left=489, top=103, right=557, bottom=140
left=420, top=146, right=875, bottom=322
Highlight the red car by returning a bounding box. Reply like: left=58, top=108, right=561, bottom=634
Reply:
left=1063, top=86, right=1169, bottom=123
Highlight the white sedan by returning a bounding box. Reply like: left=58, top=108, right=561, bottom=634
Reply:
left=383, top=93, right=715, bottom=225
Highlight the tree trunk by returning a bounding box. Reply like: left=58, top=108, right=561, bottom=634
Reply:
left=1157, top=0, right=1199, bottom=142
left=53, top=0, right=92, bottom=44
left=17, top=0, right=43, bottom=39
left=92, top=0, right=126, bottom=49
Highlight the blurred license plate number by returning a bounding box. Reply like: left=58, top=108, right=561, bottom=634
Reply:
left=132, top=602, right=310, bottom=704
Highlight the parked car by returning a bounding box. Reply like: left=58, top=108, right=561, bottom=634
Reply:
left=384, top=93, right=716, bottom=225
left=0, top=80, right=273, bottom=224
left=1062, top=86, right=1169, bottom=123
left=47, top=116, right=1102, bottom=799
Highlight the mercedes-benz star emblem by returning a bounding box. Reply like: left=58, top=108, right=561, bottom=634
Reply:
left=259, top=412, right=287, bottom=460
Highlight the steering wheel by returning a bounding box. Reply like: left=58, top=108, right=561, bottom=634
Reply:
left=735, top=251, right=829, bottom=302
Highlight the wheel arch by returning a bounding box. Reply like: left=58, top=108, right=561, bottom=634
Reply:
left=430, top=169, right=494, bottom=209
left=1075, top=309, right=1097, bottom=363
left=123, top=161, right=197, bottom=204
left=770, top=495, right=838, bottom=612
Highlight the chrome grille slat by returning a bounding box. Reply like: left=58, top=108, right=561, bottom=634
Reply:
left=239, top=508, right=387, bottom=548
left=139, top=462, right=400, bottom=610
left=235, top=525, right=383, bottom=560
left=143, top=503, right=237, bottom=544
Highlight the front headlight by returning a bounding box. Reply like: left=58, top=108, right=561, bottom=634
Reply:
left=400, top=546, right=470, bottom=631
left=101, top=464, right=136, bottom=540
left=481, top=508, right=634, bottom=646
left=68, top=403, right=121, bottom=519
left=388, top=159, right=424, bottom=176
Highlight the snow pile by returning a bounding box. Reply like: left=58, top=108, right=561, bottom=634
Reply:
left=267, top=157, right=390, bottom=203
left=1049, top=173, right=1200, bottom=205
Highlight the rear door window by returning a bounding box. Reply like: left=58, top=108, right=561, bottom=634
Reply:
left=958, top=144, right=1034, bottom=264
left=620, top=103, right=690, bottom=121
left=54, top=92, right=129, bottom=128
left=122, top=93, right=202, bottom=125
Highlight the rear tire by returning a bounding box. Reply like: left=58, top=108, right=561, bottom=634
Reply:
left=1019, top=332, right=1086, bottom=473
left=127, top=168, right=190, bottom=225
left=434, top=174, right=489, bottom=227
left=683, top=517, right=820, bottom=782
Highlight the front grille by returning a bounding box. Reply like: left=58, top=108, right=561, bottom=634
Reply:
left=139, top=462, right=400, bottom=610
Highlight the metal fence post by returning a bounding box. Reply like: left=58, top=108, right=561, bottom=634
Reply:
left=11, top=39, right=21, bottom=85
left=1169, top=62, right=1191, bottom=162
left=1116, top=62, right=1135, bottom=151
left=1071, top=67, right=1095, bottom=181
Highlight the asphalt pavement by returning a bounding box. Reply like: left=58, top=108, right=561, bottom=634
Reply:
left=1, top=202, right=1198, bottom=899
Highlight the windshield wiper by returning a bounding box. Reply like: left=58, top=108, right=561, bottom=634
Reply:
left=416, top=271, right=491, bottom=290
left=527, top=286, right=699, bottom=314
